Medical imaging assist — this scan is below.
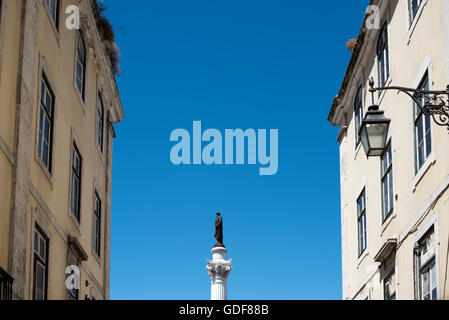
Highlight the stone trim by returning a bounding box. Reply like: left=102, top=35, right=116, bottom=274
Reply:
left=102, top=116, right=114, bottom=299
left=81, top=260, right=104, bottom=298
left=347, top=263, right=379, bottom=300
left=0, top=134, right=15, bottom=165
left=398, top=174, right=449, bottom=245
left=30, top=183, right=68, bottom=243
left=8, top=0, right=40, bottom=300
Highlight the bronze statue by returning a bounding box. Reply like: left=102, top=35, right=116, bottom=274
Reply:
left=214, top=212, right=224, bottom=247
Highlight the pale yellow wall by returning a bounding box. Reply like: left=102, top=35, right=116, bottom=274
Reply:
left=336, top=0, right=449, bottom=299
left=0, top=0, right=21, bottom=150
left=0, top=0, right=118, bottom=300
left=25, top=0, right=110, bottom=299
left=0, top=0, right=22, bottom=273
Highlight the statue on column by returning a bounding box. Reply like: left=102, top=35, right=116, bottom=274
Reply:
left=214, top=212, right=224, bottom=248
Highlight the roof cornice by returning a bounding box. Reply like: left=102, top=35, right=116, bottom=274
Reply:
left=328, top=0, right=378, bottom=125
left=80, top=0, right=124, bottom=124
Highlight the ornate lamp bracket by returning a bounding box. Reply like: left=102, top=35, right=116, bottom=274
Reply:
left=368, top=77, right=449, bottom=130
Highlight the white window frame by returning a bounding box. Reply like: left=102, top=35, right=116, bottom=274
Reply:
left=33, top=225, right=49, bottom=300
left=37, top=74, right=55, bottom=174
left=381, top=142, right=394, bottom=222
left=377, top=23, right=391, bottom=88
left=383, top=268, right=397, bottom=300
left=413, top=72, right=432, bottom=172
left=70, top=144, right=82, bottom=223
left=413, top=211, right=440, bottom=300
left=411, top=57, right=434, bottom=190
left=416, top=228, right=438, bottom=300
left=357, top=190, right=367, bottom=257
left=405, top=0, right=428, bottom=41
left=354, top=85, right=364, bottom=147
left=44, top=0, right=60, bottom=30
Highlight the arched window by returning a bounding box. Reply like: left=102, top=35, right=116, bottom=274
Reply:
left=354, top=85, right=364, bottom=145
left=75, top=32, right=86, bottom=99
left=377, top=23, right=390, bottom=87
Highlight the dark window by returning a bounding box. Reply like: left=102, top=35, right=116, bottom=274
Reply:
left=381, top=143, right=393, bottom=221
left=408, top=0, right=424, bottom=26
left=0, top=266, right=14, bottom=300
left=414, top=72, right=432, bottom=172
left=96, top=93, right=104, bottom=152
left=357, top=190, right=367, bottom=257
left=37, top=75, right=55, bottom=173
left=354, top=85, right=364, bottom=146
left=75, top=32, right=86, bottom=99
left=33, top=225, right=49, bottom=300
left=384, top=269, right=396, bottom=300
left=45, top=0, right=60, bottom=29
left=377, top=24, right=390, bottom=87
left=70, top=144, right=82, bottom=222
left=93, top=192, right=101, bottom=257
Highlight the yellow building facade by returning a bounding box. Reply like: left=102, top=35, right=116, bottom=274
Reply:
left=329, top=0, right=449, bottom=300
left=0, top=0, right=124, bottom=300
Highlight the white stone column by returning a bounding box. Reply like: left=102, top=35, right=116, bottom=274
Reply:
left=206, top=247, right=232, bottom=300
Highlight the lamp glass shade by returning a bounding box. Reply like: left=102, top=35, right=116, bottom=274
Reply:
left=359, top=105, right=390, bottom=157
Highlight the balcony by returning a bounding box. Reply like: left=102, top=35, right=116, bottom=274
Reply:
left=0, top=266, right=14, bottom=300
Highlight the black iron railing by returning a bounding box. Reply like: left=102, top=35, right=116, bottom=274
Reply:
left=0, top=266, right=13, bottom=300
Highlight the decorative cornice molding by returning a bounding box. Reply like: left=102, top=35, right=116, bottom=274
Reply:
left=79, top=0, right=124, bottom=124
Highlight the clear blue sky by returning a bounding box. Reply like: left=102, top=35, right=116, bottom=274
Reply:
left=106, top=0, right=368, bottom=300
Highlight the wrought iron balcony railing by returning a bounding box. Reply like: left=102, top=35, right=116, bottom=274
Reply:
left=0, top=266, right=14, bottom=300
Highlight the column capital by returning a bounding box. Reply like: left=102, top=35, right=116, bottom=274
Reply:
left=206, top=260, right=232, bottom=278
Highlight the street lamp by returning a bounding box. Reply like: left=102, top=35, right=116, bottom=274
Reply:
left=359, top=78, right=449, bottom=157
left=359, top=104, right=390, bottom=157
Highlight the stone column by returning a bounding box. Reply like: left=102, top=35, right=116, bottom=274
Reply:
left=206, top=246, right=232, bottom=300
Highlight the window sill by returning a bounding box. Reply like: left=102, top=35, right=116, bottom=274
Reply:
left=35, top=155, right=54, bottom=189
left=378, top=76, right=392, bottom=106
left=412, top=152, right=435, bottom=192
left=381, top=211, right=396, bottom=235
left=406, top=0, right=428, bottom=45
left=74, top=85, right=87, bottom=116
left=354, top=141, right=363, bottom=160
left=92, top=248, right=102, bottom=267
left=357, top=250, right=369, bottom=269
left=95, top=142, right=105, bottom=164
left=42, top=3, right=61, bottom=47
left=69, top=211, right=82, bottom=233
